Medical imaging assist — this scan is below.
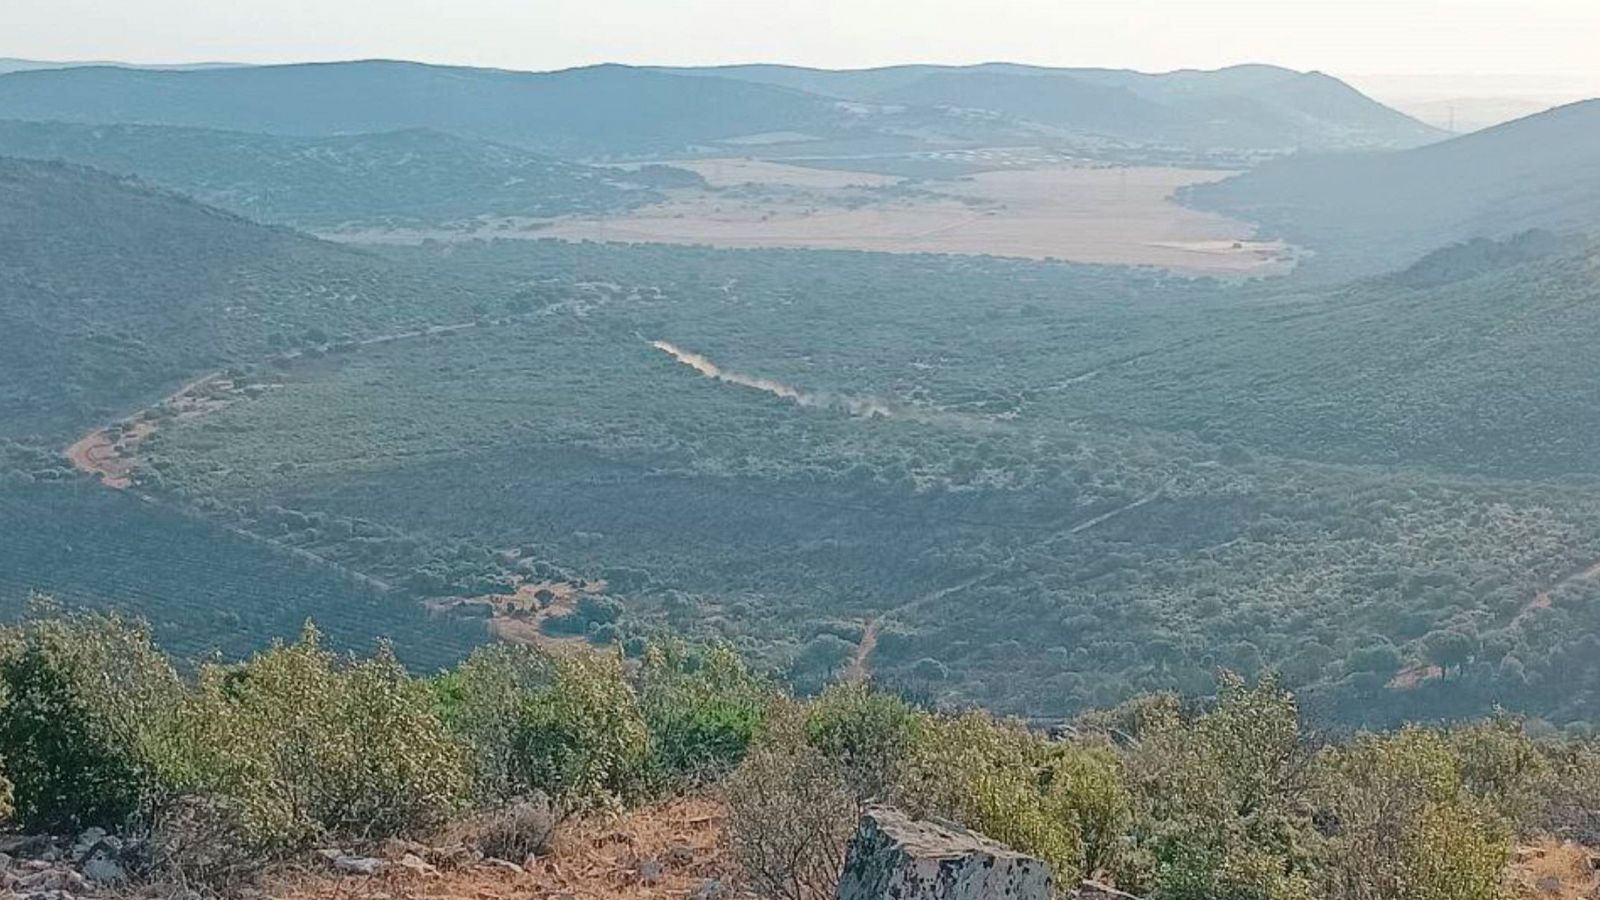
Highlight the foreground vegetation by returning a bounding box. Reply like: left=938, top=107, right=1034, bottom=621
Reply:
left=8, top=156, right=1600, bottom=732
left=2, top=609, right=1597, bottom=900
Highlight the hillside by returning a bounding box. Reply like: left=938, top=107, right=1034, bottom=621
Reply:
left=104, top=233, right=1600, bottom=728
left=673, top=62, right=1444, bottom=151
left=0, top=61, right=847, bottom=157
left=0, top=120, right=663, bottom=228
left=1183, top=98, right=1600, bottom=278
left=0, top=157, right=517, bottom=441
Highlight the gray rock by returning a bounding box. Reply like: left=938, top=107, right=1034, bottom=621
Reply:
left=482, top=857, right=524, bottom=873
left=81, top=847, right=127, bottom=885
left=638, top=858, right=666, bottom=885
left=330, top=855, right=388, bottom=876
left=0, top=835, right=54, bottom=859
left=691, top=877, right=728, bottom=900
left=835, top=806, right=1053, bottom=900
left=398, top=852, right=438, bottom=876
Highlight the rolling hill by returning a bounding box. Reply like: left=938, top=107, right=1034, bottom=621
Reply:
left=670, top=62, right=1444, bottom=152
left=1182, top=98, right=1600, bottom=278
left=0, top=157, right=520, bottom=441
left=0, top=120, right=665, bottom=228
left=0, top=60, right=846, bottom=157
left=0, top=59, right=1440, bottom=164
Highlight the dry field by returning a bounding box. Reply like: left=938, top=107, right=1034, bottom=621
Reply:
left=537, top=159, right=1292, bottom=275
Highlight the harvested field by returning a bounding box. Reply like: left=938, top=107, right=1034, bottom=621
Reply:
left=538, top=161, right=1291, bottom=275
left=670, top=157, right=902, bottom=189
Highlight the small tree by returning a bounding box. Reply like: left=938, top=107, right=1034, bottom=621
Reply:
left=0, top=611, right=185, bottom=832
left=727, top=705, right=858, bottom=900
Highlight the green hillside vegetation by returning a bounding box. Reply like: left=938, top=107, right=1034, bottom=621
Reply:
left=7, top=156, right=1600, bottom=733
left=126, top=236, right=1600, bottom=726
left=1183, top=99, right=1600, bottom=279
left=0, top=121, right=668, bottom=228
left=0, top=611, right=1593, bottom=900
left=0, top=157, right=525, bottom=441
left=0, top=479, right=484, bottom=669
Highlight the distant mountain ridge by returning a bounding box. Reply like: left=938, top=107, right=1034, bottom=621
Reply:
left=662, top=62, right=1444, bottom=151
left=0, top=60, right=843, bottom=157
left=0, top=58, right=1440, bottom=160
left=1183, top=98, right=1600, bottom=278
left=0, top=57, right=246, bottom=74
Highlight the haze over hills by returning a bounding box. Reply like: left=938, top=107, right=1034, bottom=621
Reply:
left=666, top=62, right=1445, bottom=151
left=0, top=57, right=245, bottom=74
left=0, top=58, right=1440, bottom=162
left=0, top=61, right=846, bottom=157
left=1184, top=98, right=1600, bottom=278
left=0, top=120, right=670, bottom=228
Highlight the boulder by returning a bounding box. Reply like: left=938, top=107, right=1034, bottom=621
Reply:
left=836, top=806, right=1053, bottom=900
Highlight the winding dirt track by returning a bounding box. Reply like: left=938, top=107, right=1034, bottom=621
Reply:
left=842, top=488, right=1166, bottom=683
left=65, top=370, right=223, bottom=487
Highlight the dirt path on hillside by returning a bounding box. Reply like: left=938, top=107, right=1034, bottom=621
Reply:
left=1513, top=559, right=1600, bottom=628
left=843, top=487, right=1165, bottom=683
left=65, top=370, right=224, bottom=487
left=1390, top=556, right=1600, bottom=690
left=63, top=318, right=501, bottom=488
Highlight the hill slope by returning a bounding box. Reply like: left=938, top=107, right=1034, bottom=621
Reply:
left=0, top=61, right=844, bottom=157
left=1183, top=99, right=1600, bottom=278
left=0, top=120, right=661, bottom=227
left=672, top=62, right=1443, bottom=151
left=0, top=157, right=514, bottom=440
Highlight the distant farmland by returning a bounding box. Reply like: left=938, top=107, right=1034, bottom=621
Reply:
left=536, top=159, right=1293, bottom=275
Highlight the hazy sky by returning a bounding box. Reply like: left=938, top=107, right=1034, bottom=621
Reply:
left=8, top=0, right=1600, bottom=98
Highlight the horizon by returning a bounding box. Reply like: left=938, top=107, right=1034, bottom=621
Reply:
left=6, top=0, right=1600, bottom=104
left=3, top=54, right=1596, bottom=120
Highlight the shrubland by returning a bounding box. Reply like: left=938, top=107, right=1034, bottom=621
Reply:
left=0, top=608, right=1596, bottom=900
left=125, top=236, right=1600, bottom=729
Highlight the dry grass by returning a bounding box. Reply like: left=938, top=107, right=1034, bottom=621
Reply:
left=1508, top=839, right=1600, bottom=900
left=538, top=162, right=1290, bottom=275
left=267, top=795, right=735, bottom=900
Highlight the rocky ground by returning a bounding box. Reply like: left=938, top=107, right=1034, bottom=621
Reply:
left=1, top=796, right=735, bottom=900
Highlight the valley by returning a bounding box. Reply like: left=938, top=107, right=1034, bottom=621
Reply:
left=534, top=159, right=1292, bottom=274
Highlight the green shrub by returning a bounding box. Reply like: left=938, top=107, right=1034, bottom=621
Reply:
left=435, top=643, right=556, bottom=802
left=180, top=627, right=469, bottom=851
left=896, top=710, right=1083, bottom=879
left=1315, top=727, right=1508, bottom=900
left=0, top=611, right=185, bottom=832
left=1397, top=799, right=1506, bottom=900
left=639, top=641, right=773, bottom=784
left=1113, top=673, right=1314, bottom=899
left=511, top=650, right=648, bottom=805
left=804, top=681, right=924, bottom=802
left=1045, top=745, right=1131, bottom=878
left=1445, top=715, right=1554, bottom=831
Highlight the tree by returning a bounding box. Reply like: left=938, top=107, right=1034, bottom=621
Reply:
left=1423, top=630, right=1476, bottom=677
